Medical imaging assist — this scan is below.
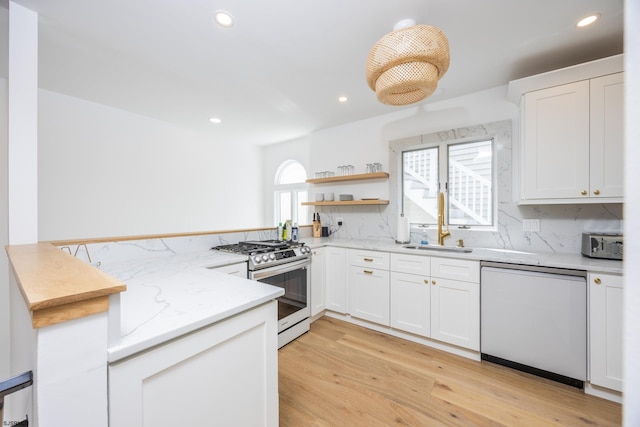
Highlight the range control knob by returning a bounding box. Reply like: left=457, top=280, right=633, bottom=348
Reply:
left=262, top=254, right=269, bottom=262
left=253, top=255, right=262, bottom=264
left=269, top=253, right=276, bottom=260
left=302, top=246, right=311, bottom=254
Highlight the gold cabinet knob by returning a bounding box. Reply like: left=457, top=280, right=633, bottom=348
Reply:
left=581, top=190, right=588, bottom=196
left=432, top=280, right=436, bottom=285
left=424, top=279, right=429, bottom=285
left=593, top=189, right=600, bottom=195
left=594, top=278, right=602, bottom=285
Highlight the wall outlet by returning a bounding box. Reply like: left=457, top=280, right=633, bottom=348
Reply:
left=337, top=218, right=343, bottom=226
left=523, top=219, right=540, bottom=232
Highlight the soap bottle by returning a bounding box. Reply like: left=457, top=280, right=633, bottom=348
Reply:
left=277, top=223, right=283, bottom=241
left=420, top=231, right=428, bottom=246
left=292, top=223, right=299, bottom=242
left=285, top=220, right=292, bottom=241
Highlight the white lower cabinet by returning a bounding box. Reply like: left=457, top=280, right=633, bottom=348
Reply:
left=349, top=265, right=390, bottom=326
left=390, top=253, right=431, bottom=336
left=108, top=302, right=279, bottom=427
left=348, top=249, right=390, bottom=326
left=589, top=272, right=623, bottom=392
left=310, top=247, right=326, bottom=316
left=431, top=276, right=480, bottom=351
left=390, top=253, right=480, bottom=351
left=325, top=246, right=348, bottom=313
left=390, top=271, right=431, bottom=336
left=430, top=257, right=480, bottom=351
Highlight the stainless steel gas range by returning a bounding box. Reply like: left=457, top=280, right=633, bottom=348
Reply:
left=212, top=240, right=312, bottom=348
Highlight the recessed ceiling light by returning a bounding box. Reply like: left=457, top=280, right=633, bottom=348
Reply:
left=338, top=96, right=348, bottom=103
left=577, top=13, right=600, bottom=27
left=214, top=10, right=234, bottom=28
left=209, top=117, right=222, bottom=124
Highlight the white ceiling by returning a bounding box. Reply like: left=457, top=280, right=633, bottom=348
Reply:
left=4, top=0, right=624, bottom=145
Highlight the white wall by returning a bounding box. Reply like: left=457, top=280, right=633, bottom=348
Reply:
left=303, top=86, right=516, bottom=179
left=1, top=77, right=9, bottom=380
left=37, top=89, right=265, bottom=241
left=624, top=0, right=639, bottom=422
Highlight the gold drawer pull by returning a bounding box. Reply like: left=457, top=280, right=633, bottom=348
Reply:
left=594, top=278, right=602, bottom=285
left=363, top=270, right=373, bottom=275
left=581, top=190, right=587, bottom=196
left=593, top=189, right=600, bottom=195
left=363, top=258, right=374, bottom=262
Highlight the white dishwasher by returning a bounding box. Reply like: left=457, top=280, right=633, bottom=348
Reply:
left=480, top=261, right=587, bottom=388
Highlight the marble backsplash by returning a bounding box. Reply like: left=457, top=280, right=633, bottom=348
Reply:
left=62, top=229, right=279, bottom=270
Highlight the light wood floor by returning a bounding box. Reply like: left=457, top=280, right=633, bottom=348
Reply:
left=278, top=317, right=622, bottom=426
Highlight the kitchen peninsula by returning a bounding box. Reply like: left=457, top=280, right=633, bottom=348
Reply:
left=5, top=239, right=283, bottom=427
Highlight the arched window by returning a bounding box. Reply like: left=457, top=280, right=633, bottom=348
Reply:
left=274, top=160, right=309, bottom=227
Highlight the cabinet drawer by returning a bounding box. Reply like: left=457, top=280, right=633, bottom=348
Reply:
left=431, top=258, right=479, bottom=283
left=390, top=253, right=430, bottom=275
left=349, top=249, right=389, bottom=270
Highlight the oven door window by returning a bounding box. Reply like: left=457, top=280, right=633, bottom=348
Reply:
left=258, top=267, right=308, bottom=321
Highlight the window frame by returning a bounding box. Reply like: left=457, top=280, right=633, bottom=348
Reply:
left=399, top=135, right=497, bottom=232
left=273, top=160, right=310, bottom=226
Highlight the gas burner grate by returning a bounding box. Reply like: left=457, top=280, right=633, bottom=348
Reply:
left=212, top=240, right=305, bottom=255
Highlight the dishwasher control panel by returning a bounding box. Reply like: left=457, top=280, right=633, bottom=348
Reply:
left=581, top=233, right=623, bottom=260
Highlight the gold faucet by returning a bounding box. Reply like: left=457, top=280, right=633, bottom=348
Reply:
left=437, top=191, right=450, bottom=245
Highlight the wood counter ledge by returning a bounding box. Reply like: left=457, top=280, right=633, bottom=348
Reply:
left=5, top=243, right=126, bottom=328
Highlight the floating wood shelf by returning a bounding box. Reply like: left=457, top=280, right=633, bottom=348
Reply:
left=306, top=172, right=389, bottom=184
left=302, top=200, right=389, bottom=206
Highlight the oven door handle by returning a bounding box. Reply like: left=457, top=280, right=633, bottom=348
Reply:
left=251, top=258, right=310, bottom=280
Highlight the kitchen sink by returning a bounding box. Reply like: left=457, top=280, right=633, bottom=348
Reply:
left=475, top=248, right=536, bottom=256
left=402, top=245, right=473, bottom=253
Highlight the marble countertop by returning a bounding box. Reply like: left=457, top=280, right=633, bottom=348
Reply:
left=104, top=250, right=283, bottom=362
left=301, top=237, right=624, bottom=274
left=102, top=237, right=622, bottom=363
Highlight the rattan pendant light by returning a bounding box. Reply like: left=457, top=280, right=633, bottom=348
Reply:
left=366, top=19, right=450, bottom=106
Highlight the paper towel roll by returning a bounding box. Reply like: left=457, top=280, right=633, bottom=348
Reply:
left=396, top=214, right=410, bottom=243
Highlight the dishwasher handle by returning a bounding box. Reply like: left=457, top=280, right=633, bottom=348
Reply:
left=480, top=261, right=587, bottom=278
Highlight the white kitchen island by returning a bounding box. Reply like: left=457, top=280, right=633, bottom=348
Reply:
left=5, top=243, right=283, bottom=427
left=105, top=251, right=283, bottom=427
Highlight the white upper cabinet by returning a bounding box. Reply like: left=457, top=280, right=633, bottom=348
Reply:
left=522, top=80, right=591, bottom=200
left=510, top=55, right=624, bottom=204
left=589, top=73, right=624, bottom=198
